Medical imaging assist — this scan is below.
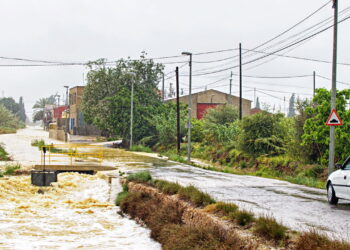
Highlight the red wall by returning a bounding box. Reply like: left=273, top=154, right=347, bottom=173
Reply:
left=197, top=103, right=219, bottom=119
left=53, top=106, right=68, bottom=119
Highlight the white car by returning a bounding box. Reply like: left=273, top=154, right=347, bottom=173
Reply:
left=327, top=159, right=350, bottom=205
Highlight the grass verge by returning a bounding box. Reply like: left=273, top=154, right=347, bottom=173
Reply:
left=119, top=191, right=241, bottom=250
left=119, top=172, right=350, bottom=249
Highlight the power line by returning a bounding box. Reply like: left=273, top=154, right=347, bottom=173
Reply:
left=317, top=74, right=350, bottom=86
left=242, top=48, right=350, bottom=66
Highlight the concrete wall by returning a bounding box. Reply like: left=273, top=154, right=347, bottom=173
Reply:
left=49, top=129, right=66, bottom=141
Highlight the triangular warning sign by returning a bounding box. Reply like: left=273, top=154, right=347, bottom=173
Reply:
left=326, top=109, right=343, bottom=126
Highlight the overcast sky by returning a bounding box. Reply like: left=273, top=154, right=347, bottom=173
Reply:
left=0, top=0, right=349, bottom=118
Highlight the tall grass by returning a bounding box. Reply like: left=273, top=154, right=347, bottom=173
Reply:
left=254, top=215, right=287, bottom=241
left=130, top=145, right=153, bottom=153
left=0, top=144, right=10, bottom=161
left=127, top=171, right=153, bottom=183
left=294, top=230, right=350, bottom=250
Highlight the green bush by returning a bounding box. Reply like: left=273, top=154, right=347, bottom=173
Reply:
left=3, top=163, right=21, bottom=175
left=0, top=144, right=10, bottom=161
left=231, top=210, right=255, bottom=226
left=215, top=202, right=238, bottom=215
left=241, top=112, right=290, bottom=157
left=127, top=171, right=152, bottom=183
left=254, top=215, right=287, bottom=241
left=178, top=185, right=215, bottom=207
left=154, top=180, right=181, bottom=195
left=130, top=145, right=153, bottom=153
left=115, top=191, right=129, bottom=206
left=31, top=139, right=46, bottom=149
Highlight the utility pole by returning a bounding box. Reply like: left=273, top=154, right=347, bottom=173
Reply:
left=329, top=0, right=339, bottom=175
left=181, top=51, right=192, bottom=162
left=130, top=76, right=134, bottom=150
left=176, top=67, right=181, bottom=154
left=313, top=71, right=316, bottom=97
left=162, top=72, right=165, bottom=102
left=229, top=71, right=232, bottom=95
left=239, top=43, right=243, bottom=120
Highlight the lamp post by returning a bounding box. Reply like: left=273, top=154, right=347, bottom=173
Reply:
left=182, top=52, right=192, bottom=162
left=64, top=85, right=69, bottom=141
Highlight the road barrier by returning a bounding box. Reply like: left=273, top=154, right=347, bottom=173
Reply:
left=40, top=144, right=105, bottom=166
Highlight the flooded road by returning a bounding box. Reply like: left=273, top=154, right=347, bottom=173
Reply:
left=112, top=153, right=350, bottom=242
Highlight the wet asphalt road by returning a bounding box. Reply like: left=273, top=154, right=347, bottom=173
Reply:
left=142, top=163, right=350, bottom=241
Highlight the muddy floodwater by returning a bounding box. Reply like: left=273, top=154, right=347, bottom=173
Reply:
left=0, top=173, right=160, bottom=249
left=0, top=127, right=161, bottom=249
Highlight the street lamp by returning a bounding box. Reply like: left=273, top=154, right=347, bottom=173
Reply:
left=64, top=85, right=69, bottom=141
left=182, top=51, right=192, bottom=162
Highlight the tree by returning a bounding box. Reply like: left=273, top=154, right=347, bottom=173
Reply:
left=0, top=97, right=20, bottom=115
left=18, top=97, right=26, bottom=122
left=302, top=88, right=350, bottom=164
left=81, top=55, right=164, bottom=142
left=240, top=112, right=290, bottom=157
left=256, top=97, right=260, bottom=109
left=203, top=105, right=239, bottom=126
left=147, top=103, right=187, bottom=146
left=202, top=105, right=241, bottom=145
left=0, top=105, right=24, bottom=129
left=288, top=93, right=296, bottom=117
left=32, top=95, right=56, bottom=122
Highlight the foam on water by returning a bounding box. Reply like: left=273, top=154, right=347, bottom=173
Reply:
left=0, top=173, right=160, bottom=250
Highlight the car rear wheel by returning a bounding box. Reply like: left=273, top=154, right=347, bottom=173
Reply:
left=327, top=183, right=339, bottom=205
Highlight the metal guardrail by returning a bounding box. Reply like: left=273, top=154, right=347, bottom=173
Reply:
left=40, top=144, right=105, bottom=166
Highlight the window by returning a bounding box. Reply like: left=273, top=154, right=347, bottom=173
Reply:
left=343, top=160, right=350, bottom=170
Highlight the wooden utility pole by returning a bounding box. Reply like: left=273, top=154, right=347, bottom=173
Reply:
left=176, top=67, right=181, bottom=154
left=229, top=71, right=232, bottom=95
left=162, top=72, right=165, bottom=102
left=329, top=0, right=339, bottom=175
left=239, top=43, right=243, bottom=120
left=313, top=71, right=316, bottom=97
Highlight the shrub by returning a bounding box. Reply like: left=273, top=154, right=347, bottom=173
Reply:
left=240, top=112, right=290, bottom=157
left=294, top=230, right=350, bottom=250
left=115, top=191, right=129, bottom=206
left=3, top=164, right=21, bottom=175
left=178, top=185, right=215, bottom=207
left=0, top=144, right=10, bottom=161
left=215, top=202, right=238, bottom=215
left=154, top=180, right=181, bottom=195
left=130, top=145, right=153, bottom=153
left=254, top=215, right=287, bottom=241
left=31, top=139, right=46, bottom=149
left=127, top=171, right=152, bottom=183
left=231, top=210, right=254, bottom=226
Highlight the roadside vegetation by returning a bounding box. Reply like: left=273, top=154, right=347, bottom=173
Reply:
left=117, top=171, right=350, bottom=249
left=0, top=163, right=21, bottom=177
left=80, top=56, right=350, bottom=188
left=0, top=102, right=25, bottom=135
left=0, top=144, right=11, bottom=161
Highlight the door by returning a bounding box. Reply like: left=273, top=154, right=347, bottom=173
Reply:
left=342, top=160, right=350, bottom=200
left=333, top=160, right=350, bottom=199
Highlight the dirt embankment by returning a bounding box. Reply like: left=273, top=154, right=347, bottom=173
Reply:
left=126, top=181, right=278, bottom=250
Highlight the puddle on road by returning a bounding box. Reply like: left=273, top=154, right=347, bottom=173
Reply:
left=0, top=173, right=160, bottom=249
